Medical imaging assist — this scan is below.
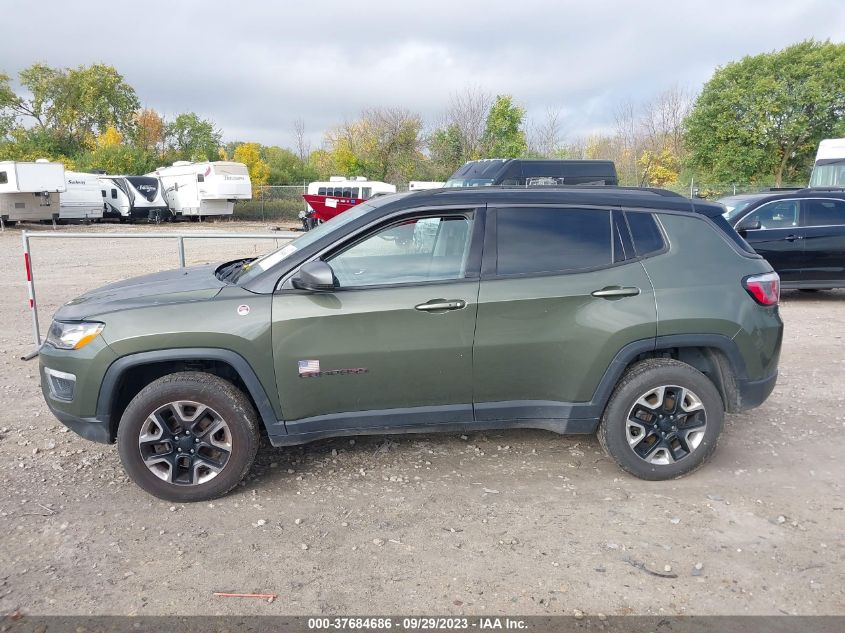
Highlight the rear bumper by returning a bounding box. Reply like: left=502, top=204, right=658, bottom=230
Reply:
left=45, top=400, right=111, bottom=443
left=735, top=371, right=778, bottom=411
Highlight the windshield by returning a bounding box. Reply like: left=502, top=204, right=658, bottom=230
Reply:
left=719, top=197, right=759, bottom=221
left=809, top=159, right=845, bottom=187
left=236, top=193, right=408, bottom=284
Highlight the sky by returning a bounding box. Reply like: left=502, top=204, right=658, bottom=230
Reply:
left=2, top=0, right=844, bottom=149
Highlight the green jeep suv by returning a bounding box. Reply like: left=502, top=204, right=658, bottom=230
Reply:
left=38, top=187, right=783, bottom=501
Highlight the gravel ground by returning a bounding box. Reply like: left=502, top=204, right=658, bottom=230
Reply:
left=0, top=221, right=843, bottom=616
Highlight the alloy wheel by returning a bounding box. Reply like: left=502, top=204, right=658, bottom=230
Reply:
left=625, top=385, right=707, bottom=465
left=138, top=400, right=232, bottom=485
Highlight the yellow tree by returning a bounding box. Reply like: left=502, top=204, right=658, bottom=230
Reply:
left=233, top=142, right=270, bottom=193
left=639, top=149, right=680, bottom=187
left=97, top=125, right=123, bottom=148
left=134, top=109, right=164, bottom=152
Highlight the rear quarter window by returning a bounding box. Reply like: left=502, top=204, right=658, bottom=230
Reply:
left=625, top=211, right=665, bottom=257
left=709, top=214, right=757, bottom=255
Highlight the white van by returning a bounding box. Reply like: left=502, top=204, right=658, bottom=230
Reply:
left=810, top=139, right=845, bottom=188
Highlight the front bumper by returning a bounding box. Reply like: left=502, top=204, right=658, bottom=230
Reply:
left=44, top=399, right=111, bottom=443
left=39, top=337, right=117, bottom=443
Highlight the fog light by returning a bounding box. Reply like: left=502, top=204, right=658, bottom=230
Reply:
left=44, top=367, right=76, bottom=402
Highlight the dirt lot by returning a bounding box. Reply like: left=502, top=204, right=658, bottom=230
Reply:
left=0, top=221, right=842, bottom=617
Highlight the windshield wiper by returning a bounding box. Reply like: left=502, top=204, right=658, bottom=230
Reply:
left=216, top=258, right=255, bottom=283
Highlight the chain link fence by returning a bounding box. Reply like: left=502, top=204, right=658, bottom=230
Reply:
left=662, top=181, right=809, bottom=200
left=234, top=185, right=308, bottom=223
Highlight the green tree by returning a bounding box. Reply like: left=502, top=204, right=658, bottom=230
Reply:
left=0, top=73, right=16, bottom=140
left=685, top=40, right=845, bottom=186
left=7, top=63, right=139, bottom=153
left=262, top=145, right=317, bottom=184
left=324, top=108, right=424, bottom=183
left=165, top=113, right=221, bottom=162
left=427, top=124, right=464, bottom=179
left=482, top=95, right=528, bottom=158
left=74, top=144, right=157, bottom=175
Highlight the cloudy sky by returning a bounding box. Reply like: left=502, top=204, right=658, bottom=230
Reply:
left=3, top=0, right=844, bottom=148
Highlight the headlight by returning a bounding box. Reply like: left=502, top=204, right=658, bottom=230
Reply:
left=45, top=321, right=105, bottom=350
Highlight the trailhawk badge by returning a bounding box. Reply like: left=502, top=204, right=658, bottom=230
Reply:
left=298, top=359, right=368, bottom=378
left=237, top=304, right=250, bottom=316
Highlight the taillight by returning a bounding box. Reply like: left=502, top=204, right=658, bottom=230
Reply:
left=743, top=272, right=780, bottom=306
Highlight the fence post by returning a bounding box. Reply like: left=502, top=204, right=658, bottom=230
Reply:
left=177, top=236, right=186, bottom=267
left=22, top=231, right=42, bottom=346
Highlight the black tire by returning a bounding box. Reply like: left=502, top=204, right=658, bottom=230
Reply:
left=117, top=372, right=260, bottom=502
left=598, top=359, right=724, bottom=480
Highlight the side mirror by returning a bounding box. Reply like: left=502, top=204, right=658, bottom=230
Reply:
left=292, top=260, right=336, bottom=292
left=736, top=218, right=761, bottom=233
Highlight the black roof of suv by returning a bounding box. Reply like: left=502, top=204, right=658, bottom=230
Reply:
left=445, top=159, right=618, bottom=187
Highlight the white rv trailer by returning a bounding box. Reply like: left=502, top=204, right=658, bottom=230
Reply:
left=59, top=171, right=105, bottom=221
left=100, top=175, right=170, bottom=221
left=0, top=160, right=65, bottom=223
left=149, top=161, right=252, bottom=218
left=408, top=180, right=445, bottom=191
left=809, top=138, right=845, bottom=188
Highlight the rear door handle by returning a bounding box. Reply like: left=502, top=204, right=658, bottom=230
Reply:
left=591, top=286, right=641, bottom=298
left=415, top=299, right=466, bottom=312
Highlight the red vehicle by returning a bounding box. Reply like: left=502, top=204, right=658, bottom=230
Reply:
left=300, top=176, right=396, bottom=229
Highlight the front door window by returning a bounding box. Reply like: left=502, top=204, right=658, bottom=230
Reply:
left=328, top=215, right=473, bottom=287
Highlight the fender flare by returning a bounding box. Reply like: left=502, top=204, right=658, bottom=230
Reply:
left=587, top=333, right=748, bottom=416
left=96, top=348, right=282, bottom=436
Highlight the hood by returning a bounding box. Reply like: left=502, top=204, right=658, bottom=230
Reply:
left=54, top=264, right=226, bottom=321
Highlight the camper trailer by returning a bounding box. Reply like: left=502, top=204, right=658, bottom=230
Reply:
left=0, top=160, right=65, bottom=224
left=60, top=171, right=105, bottom=221
left=149, top=161, right=252, bottom=218
left=100, top=175, right=170, bottom=222
left=809, top=139, right=845, bottom=188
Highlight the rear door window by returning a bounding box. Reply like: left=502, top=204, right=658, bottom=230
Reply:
left=495, top=207, right=612, bottom=275
left=804, top=199, right=845, bottom=226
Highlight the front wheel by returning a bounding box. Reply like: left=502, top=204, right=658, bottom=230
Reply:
left=117, top=372, right=259, bottom=502
left=598, top=359, right=724, bottom=480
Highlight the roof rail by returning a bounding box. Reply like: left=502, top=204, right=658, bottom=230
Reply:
left=444, top=184, right=687, bottom=197
left=796, top=186, right=845, bottom=194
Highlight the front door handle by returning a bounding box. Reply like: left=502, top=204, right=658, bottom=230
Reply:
left=591, top=286, right=641, bottom=298
left=783, top=234, right=803, bottom=242
left=415, top=299, right=466, bottom=312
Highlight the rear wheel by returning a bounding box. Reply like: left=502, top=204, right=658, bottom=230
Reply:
left=598, top=359, right=724, bottom=480
left=117, top=372, right=259, bottom=502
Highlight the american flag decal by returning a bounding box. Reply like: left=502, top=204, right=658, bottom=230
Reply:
left=298, top=359, right=320, bottom=376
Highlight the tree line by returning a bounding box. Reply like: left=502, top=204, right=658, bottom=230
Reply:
left=1, top=39, right=843, bottom=192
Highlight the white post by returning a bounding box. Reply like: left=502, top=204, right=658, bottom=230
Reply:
left=22, top=231, right=42, bottom=346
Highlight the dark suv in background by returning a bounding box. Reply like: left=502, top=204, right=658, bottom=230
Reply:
left=38, top=187, right=782, bottom=501
left=720, top=188, right=845, bottom=289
